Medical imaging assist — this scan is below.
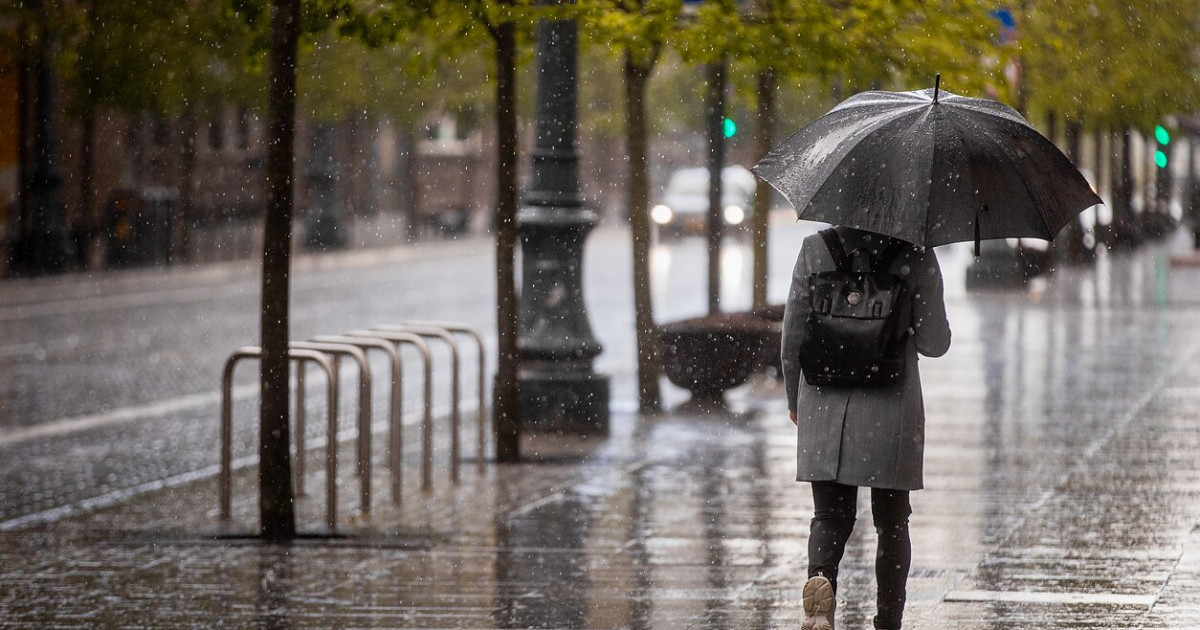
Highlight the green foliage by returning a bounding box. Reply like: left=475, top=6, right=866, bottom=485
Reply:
left=578, top=0, right=680, bottom=68
left=28, top=0, right=529, bottom=125
left=580, top=0, right=1005, bottom=133
left=734, top=0, right=844, bottom=79
left=643, top=48, right=708, bottom=138
left=671, top=0, right=744, bottom=65
left=13, top=0, right=1191, bottom=141
left=10, top=0, right=259, bottom=117
left=1019, top=0, right=1200, bottom=131
left=830, top=0, right=1004, bottom=97
left=297, top=27, right=492, bottom=126
left=576, top=42, right=626, bottom=140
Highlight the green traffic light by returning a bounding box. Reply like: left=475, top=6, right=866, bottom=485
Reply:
left=723, top=118, right=737, bottom=139
left=1155, top=124, right=1170, bottom=145
left=1155, top=150, right=1168, bottom=169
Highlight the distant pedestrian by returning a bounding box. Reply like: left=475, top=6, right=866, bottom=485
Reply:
left=782, top=225, right=951, bottom=630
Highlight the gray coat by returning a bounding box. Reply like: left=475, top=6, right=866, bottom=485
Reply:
left=782, top=227, right=951, bottom=491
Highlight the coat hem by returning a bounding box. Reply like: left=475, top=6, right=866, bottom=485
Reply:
left=795, top=474, right=923, bottom=492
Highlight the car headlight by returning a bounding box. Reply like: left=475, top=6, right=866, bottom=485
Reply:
left=723, top=205, right=745, bottom=225
left=651, top=204, right=674, bottom=225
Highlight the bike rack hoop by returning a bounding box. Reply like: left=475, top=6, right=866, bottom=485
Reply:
left=344, top=330, right=435, bottom=497
left=311, top=335, right=405, bottom=504
left=219, top=346, right=339, bottom=531
left=397, top=322, right=488, bottom=470
left=372, top=325, right=465, bottom=482
left=290, top=341, right=373, bottom=515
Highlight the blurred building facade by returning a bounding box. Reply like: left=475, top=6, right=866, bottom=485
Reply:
left=1, top=19, right=20, bottom=271
left=2, top=13, right=739, bottom=278
left=2, top=72, right=648, bottom=276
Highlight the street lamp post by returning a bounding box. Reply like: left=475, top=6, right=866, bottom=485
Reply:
left=517, top=14, right=610, bottom=434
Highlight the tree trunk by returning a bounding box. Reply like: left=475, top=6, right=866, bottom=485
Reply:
left=259, top=0, right=299, bottom=540
left=492, top=16, right=521, bottom=463
left=79, top=109, right=95, bottom=269
left=17, top=22, right=31, bottom=238
left=624, top=53, right=661, bottom=414
left=1095, top=130, right=1109, bottom=226
left=175, top=109, right=198, bottom=264
left=397, top=122, right=420, bottom=242
left=1058, top=119, right=1088, bottom=263
left=1111, top=127, right=1137, bottom=248
left=705, top=60, right=726, bottom=315
left=78, top=0, right=98, bottom=270
left=1188, top=135, right=1200, bottom=249
left=1144, top=131, right=1157, bottom=215
left=752, top=68, right=776, bottom=310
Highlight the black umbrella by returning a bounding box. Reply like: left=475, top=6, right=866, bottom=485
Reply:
left=753, top=78, right=1102, bottom=252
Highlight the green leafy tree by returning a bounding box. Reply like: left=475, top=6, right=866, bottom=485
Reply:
left=1017, top=0, right=1200, bottom=245
left=576, top=0, right=1002, bottom=408
left=743, top=0, right=1001, bottom=279
left=225, top=0, right=364, bottom=538
left=833, top=0, right=1002, bottom=96
left=484, top=1, right=525, bottom=462
left=365, top=0, right=545, bottom=462
left=1020, top=0, right=1198, bottom=132
left=579, top=0, right=680, bottom=413
left=295, top=24, right=490, bottom=237
left=4, top=0, right=261, bottom=260
left=673, top=0, right=999, bottom=312
left=731, top=0, right=843, bottom=310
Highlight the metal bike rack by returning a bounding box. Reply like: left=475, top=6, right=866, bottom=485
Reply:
left=346, top=330, right=434, bottom=497
left=311, top=336, right=404, bottom=497
left=218, top=322, right=483, bottom=527
left=374, top=324, right=465, bottom=482
left=401, top=321, right=488, bottom=470
left=290, top=341, right=373, bottom=514
left=220, top=346, right=340, bottom=530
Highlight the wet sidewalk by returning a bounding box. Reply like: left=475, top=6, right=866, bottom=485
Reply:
left=4, top=238, right=1200, bottom=629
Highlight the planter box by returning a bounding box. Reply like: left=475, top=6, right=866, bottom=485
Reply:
left=659, top=312, right=776, bottom=402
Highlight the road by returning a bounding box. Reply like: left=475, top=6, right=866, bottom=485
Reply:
left=6, top=213, right=1198, bottom=531
left=0, top=213, right=820, bottom=527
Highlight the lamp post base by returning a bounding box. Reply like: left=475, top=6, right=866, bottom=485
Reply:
left=518, top=369, right=610, bottom=435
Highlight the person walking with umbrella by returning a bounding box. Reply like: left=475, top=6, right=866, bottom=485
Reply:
left=777, top=225, right=949, bottom=630
left=755, top=78, right=1099, bottom=630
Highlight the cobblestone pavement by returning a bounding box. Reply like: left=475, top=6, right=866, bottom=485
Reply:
left=3, top=226, right=1200, bottom=628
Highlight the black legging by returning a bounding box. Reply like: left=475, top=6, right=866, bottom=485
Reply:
left=808, top=481, right=911, bottom=630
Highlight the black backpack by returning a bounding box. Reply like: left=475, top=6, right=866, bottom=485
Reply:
left=799, top=229, right=911, bottom=387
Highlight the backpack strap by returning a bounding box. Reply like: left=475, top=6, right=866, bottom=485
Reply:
left=876, top=238, right=908, bottom=273
left=818, top=228, right=850, bottom=272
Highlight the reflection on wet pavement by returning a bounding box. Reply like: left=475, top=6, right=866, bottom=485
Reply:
left=3, top=236, right=1200, bottom=628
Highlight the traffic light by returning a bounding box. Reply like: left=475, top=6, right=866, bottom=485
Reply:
left=1154, top=124, right=1170, bottom=169
left=722, top=117, right=737, bottom=139
left=1154, top=123, right=1172, bottom=203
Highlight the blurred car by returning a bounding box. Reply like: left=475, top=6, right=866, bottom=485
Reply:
left=651, top=165, right=757, bottom=238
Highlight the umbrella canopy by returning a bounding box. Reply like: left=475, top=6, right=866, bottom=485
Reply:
left=753, top=83, right=1102, bottom=248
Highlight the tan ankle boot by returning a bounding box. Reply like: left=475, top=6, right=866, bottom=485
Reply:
left=801, top=575, right=836, bottom=630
